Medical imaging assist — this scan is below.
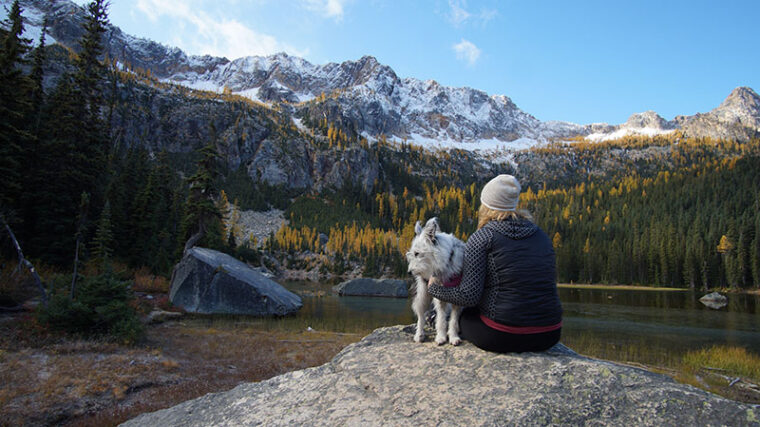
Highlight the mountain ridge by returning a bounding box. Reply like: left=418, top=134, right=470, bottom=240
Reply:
left=6, top=0, right=760, bottom=147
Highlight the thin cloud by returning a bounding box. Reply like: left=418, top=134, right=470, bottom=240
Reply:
left=302, top=0, right=349, bottom=22
left=452, top=39, right=481, bottom=66
left=447, top=0, right=497, bottom=27
left=477, top=8, right=497, bottom=25
left=134, top=0, right=304, bottom=59
left=448, top=0, right=470, bottom=27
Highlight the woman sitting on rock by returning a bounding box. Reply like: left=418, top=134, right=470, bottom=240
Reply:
left=427, top=174, right=563, bottom=353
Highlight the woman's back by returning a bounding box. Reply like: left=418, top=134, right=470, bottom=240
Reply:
left=483, top=220, right=562, bottom=327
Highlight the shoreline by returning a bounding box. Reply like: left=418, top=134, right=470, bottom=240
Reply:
left=558, top=283, right=760, bottom=294
left=558, top=283, right=687, bottom=292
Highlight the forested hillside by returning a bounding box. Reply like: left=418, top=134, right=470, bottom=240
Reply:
left=271, top=136, right=760, bottom=289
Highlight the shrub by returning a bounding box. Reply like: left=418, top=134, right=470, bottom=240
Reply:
left=37, top=271, right=144, bottom=344
left=235, top=246, right=261, bottom=265
left=132, top=267, right=170, bottom=293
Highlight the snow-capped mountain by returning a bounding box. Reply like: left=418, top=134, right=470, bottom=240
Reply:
left=160, top=52, right=553, bottom=149
left=6, top=0, right=760, bottom=149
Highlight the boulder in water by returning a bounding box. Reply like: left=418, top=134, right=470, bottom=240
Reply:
left=699, top=291, right=728, bottom=309
left=333, top=278, right=409, bottom=298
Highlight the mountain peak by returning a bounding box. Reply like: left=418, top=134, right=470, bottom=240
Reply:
left=727, top=86, right=759, bottom=99
left=710, top=86, right=760, bottom=127
left=718, top=86, right=760, bottom=112
left=623, top=111, right=672, bottom=130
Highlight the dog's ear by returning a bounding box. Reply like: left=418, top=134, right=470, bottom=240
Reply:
left=414, top=221, right=423, bottom=235
left=423, top=217, right=438, bottom=244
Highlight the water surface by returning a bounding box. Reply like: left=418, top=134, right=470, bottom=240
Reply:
left=280, top=281, right=760, bottom=364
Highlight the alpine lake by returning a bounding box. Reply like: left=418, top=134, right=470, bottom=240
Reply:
left=241, top=281, right=760, bottom=369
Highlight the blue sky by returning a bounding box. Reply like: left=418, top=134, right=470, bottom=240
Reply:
left=71, top=0, right=759, bottom=125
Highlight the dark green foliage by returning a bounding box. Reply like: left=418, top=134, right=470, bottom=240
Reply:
left=91, top=200, right=114, bottom=263
left=235, top=245, right=261, bottom=265
left=528, top=154, right=760, bottom=288
left=222, top=165, right=294, bottom=211
left=74, top=0, right=108, bottom=123
left=37, top=270, right=144, bottom=344
left=179, top=129, right=225, bottom=253
left=0, top=0, right=33, bottom=218
left=28, top=19, right=46, bottom=134
left=129, top=152, right=182, bottom=272
left=286, top=191, right=380, bottom=232
left=24, top=1, right=111, bottom=263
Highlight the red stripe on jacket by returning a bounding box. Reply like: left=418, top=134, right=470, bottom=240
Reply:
left=480, top=315, right=562, bottom=335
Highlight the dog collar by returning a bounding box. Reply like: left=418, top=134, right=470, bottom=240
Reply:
left=442, top=274, right=462, bottom=288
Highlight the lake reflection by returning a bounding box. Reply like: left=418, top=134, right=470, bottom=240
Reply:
left=559, top=287, right=760, bottom=362
left=282, top=281, right=760, bottom=361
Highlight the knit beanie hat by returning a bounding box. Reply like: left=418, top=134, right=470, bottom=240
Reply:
left=480, top=174, right=521, bottom=211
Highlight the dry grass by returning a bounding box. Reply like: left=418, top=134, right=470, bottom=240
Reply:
left=0, top=260, right=64, bottom=307
left=683, top=346, right=760, bottom=382
left=131, top=268, right=170, bottom=294
left=0, top=315, right=360, bottom=426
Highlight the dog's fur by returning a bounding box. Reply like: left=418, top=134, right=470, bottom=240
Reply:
left=406, top=218, right=465, bottom=345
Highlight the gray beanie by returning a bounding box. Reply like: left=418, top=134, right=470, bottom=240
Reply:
left=480, top=174, right=521, bottom=211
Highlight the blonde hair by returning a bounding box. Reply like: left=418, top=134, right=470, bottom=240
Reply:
left=477, top=204, right=533, bottom=229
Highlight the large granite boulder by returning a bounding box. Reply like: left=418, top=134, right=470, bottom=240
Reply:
left=122, top=325, right=759, bottom=426
left=170, top=247, right=302, bottom=316
left=333, top=278, right=409, bottom=298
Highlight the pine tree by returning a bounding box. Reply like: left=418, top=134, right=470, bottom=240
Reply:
left=179, top=125, right=224, bottom=254
left=75, top=0, right=109, bottom=123
left=751, top=217, right=760, bottom=287
left=91, top=200, right=114, bottom=264
left=0, top=0, right=33, bottom=218
left=27, top=1, right=111, bottom=263
left=28, top=18, right=47, bottom=135
left=30, top=76, right=82, bottom=261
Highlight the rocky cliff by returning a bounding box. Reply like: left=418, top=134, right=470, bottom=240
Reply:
left=122, top=325, right=759, bottom=426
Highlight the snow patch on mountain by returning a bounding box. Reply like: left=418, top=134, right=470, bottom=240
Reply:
left=2, top=0, right=59, bottom=46
left=586, top=126, right=675, bottom=142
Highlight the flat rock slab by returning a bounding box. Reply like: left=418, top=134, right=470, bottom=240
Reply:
left=333, top=278, right=409, bottom=298
left=170, top=247, right=302, bottom=316
left=123, top=325, right=759, bottom=426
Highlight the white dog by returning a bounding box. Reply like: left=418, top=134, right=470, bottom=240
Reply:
left=406, top=218, right=465, bottom=345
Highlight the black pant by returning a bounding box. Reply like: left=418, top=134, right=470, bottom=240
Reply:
left=459, top=307, right=561, bottom=353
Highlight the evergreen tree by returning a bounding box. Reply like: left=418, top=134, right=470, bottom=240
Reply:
left=30, top=76, right=82, bottom=261
left=179, top=126, right=224, bottom=254
left=75, top=0, right=109, bottom=123
left=751, top=217, right=760, bottom=288
left=91, top=200, right=114, bottom=264
left=130, top=152, right=178, bottom=271
left=0, top=0, right=33, bottom=218
left=28, top=18, right=47, bottom=136
left=106, top=148, right=150, bottom=259
left=28, top=0, right=111, bottom=263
